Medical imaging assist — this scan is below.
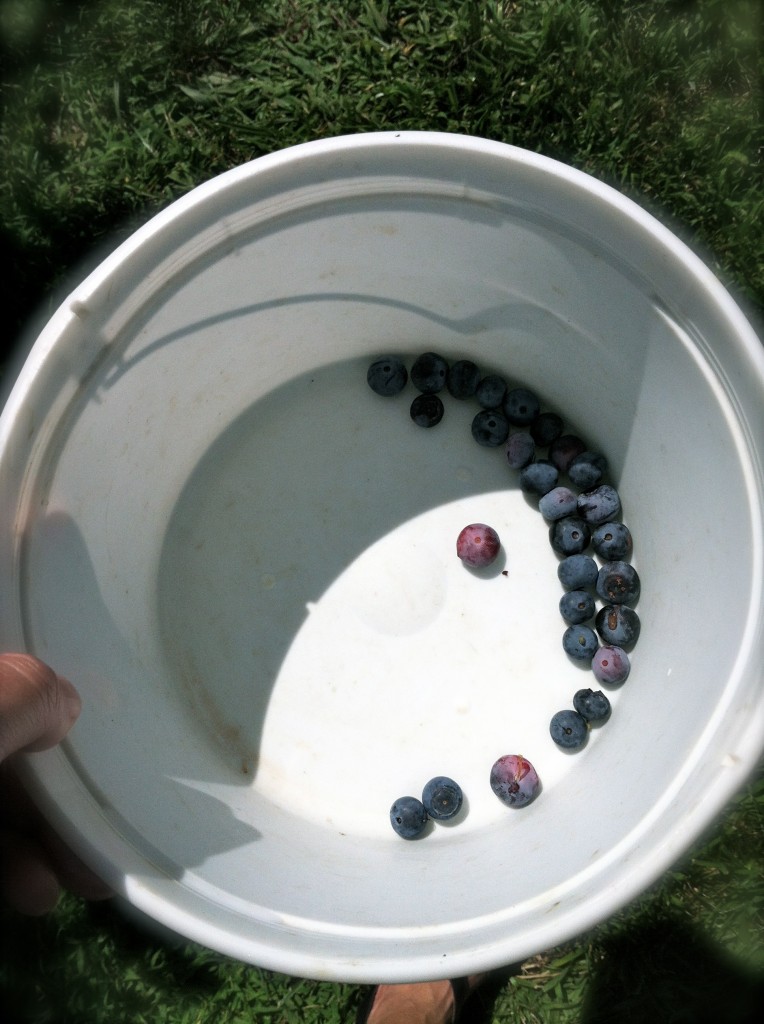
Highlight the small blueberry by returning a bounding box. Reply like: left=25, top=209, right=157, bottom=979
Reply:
left=550, top=710, right=589, bottom=749
left=422, top=776, right=463, bottom=820
left=390, top=796, right=428, bottom=839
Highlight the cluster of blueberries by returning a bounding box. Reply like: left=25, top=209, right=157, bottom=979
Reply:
left=390, top=776, right=464, bottom=840
left=390, top=754, right=544, bottom=840
left=367, top=352, right=641, bottom=835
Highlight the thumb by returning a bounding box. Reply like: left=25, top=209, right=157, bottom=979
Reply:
left=0, top=654, right=82, bottom=763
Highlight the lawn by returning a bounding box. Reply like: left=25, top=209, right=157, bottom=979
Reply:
left=1, top=1, right=763, bottom=1021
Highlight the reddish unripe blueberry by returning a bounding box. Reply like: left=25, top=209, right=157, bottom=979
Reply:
left=456, top=523, right=501, bottom=568
left=490, top=754, right=541, bottom=807
left=591, top=645, right=631, bottom=685
left=548, top=434, right=587, bottom=473
left=505, top=431, right=535, bottom=469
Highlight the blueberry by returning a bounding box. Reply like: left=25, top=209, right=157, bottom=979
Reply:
left=489, top=754, right=541, bottom=807
left=530, top=411, right=564, bottom=447
left=568, top=451, right=608, bottom=489
left=591, top=521, right=633, bottom=561
left=503, top=387, right=540, bottom=426
left=549, top=710, right=588, bottom=749
left=559, top=590, right=595, bottom=625
left=591, top=644, right=631, bottom=685
left=475, top=374, right=507, bottom=409
left=557, top=553, right=599, bottom=590
left=548, top=434, right=587, bottom=473
left=390, top=796, right=428, bottom=838
left=596, top=561, right=641, bottom=606
left=422, top=776, right=463, bottom=820
left=446, top=359, right=481, bottom=399
left=573, top=688, right=611, bottom=722
left=410, top=352, right=448, bottom=394
left=595, top=604, right=641, bottom=649
left=549, top=516, right=591, bottom=556
left=471, top=408, right=510, bottom=447
left=504, top=431, right=535, bottom=470
left=367, top=356, right=408, bottom=396
left=562, top=624, right=599, bottom=662
left=577, top=484, right=621, bottom=525
left=410, top=393, right=444, bottom=427
left=456, top=523, right=501, bottom=567
left=519, top=459, right=558, bottom=496
left=538, top=485, right=578, bottom=521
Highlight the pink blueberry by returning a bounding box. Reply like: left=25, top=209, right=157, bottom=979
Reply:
left=490, top=754, right=541, bottom=808
left=456, top=523, right=501, bottom=568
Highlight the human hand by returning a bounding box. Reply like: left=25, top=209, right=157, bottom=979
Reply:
left=0, top=653, right=112, bottom=914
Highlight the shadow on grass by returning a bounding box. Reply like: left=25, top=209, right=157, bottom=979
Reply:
left=1, top=897, right=246, bottom=1024
left=459, top=966, right=524, bottom=1024
left=581, top=913, right=764, bottom=1024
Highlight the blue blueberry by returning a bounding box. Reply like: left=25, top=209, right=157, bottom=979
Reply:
left=573, top=688, right=611, bottom=722
left=596, top=561, right=641, bottom=606
left=505, top=431, right=535, bottom=470
left=591, top=645, right=631, bottom=685
left=548, top=434, right=587, bottom=473
left=595, top=604, right=641, bottom=649
left=538, top=485, right=578, bottom=521
left=471, top=408, right=510, bottom=447
left=591, top=521, right=633, bottom=561
left=559, top=590, right=595, bottom=625
left=577, top=484, right=621, bottom=525
left=410, top=393, right=444, bottom=427
left=503, top=387, right=540, bottom=426
left=530, top=411, right=564, bottom=447
left=549, top=516, right=591, bottom=556
left=422, top=776, right=463, bottom=820
left=367, top=356, right=408, bottom=396
left=549, top=710, right=588, bottom=749
left=568, top=451, right=607, bottom=489
left=475, top=374, right=507, bottom=409
left=390, top=796, right=428, bottom=838
left=410, top=352, right=448, bottom=394
left=446, top=359, right=481, bottom=399
left=562, top=624, right=599, bottom=662
left=520, top=459, right=558, bottom=496
left=557, top=553, right=599, bottom=590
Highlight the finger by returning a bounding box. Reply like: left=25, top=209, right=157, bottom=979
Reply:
left=36, top=822, right=113, bottom=902
left=0, top=653, right=82, bottom=761
left=0, top=760, right=113, bottom=905
left=0, top=829, right=62, bottom=915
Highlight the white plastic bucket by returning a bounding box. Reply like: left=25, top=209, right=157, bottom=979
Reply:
left=1, top=132, right=762, bottom=982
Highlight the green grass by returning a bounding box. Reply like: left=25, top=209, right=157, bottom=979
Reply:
left=1, top=1, right=763, bottom=1021
left=1, top=0, right=762, bottom=356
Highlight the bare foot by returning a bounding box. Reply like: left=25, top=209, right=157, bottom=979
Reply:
left=359, top=975, right=487, bottom=1024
